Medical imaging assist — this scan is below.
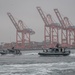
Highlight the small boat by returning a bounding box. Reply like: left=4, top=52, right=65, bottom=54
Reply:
left=0, top=47, right=22, bottom=55
left=7, top=49, right=22, bottom=55
left=0, top=50, right=7, bottom=55
left=38, top=47, right=71, bottom=56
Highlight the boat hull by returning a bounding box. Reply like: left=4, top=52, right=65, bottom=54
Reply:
left=38, top=52, right=70, bottom=56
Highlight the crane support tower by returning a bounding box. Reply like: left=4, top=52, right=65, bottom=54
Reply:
left=7, top=12, right=35, bottom=49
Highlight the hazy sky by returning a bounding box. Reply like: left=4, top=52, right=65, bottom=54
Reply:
left=0, top=0, right=75, bottom=44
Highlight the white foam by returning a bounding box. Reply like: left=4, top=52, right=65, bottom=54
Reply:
left=23, top=53, right=38, bottom=56
left=70, top=53, right=75, bottom=56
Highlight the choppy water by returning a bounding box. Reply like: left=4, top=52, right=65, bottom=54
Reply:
left=0, top=49, right=75, bottom=75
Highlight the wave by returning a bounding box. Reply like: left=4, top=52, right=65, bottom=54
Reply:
left=0, top=62, right=75, bottom=75
left=1, top=62, right=75, bottom=69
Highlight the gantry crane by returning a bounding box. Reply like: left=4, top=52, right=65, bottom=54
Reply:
left=46, top=14, right=60, bottom=46
left=7, top=12, right=35, bottom=49
left=36, top=7, right=50, bottom=48
left=37, top=7, right=60, bottom=48
left=64, top=17, right=75, bottom=47
left=54, top=9, right=68, bottom=47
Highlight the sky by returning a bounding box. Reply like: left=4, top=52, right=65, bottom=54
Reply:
left=0, top=0, right=75, bottom=44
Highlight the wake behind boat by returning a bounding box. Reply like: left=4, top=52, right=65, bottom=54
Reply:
left=38, top=47, right=71, bottom=56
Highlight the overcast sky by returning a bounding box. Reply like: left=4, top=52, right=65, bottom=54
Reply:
left=0, top=0, right=75, bottom=44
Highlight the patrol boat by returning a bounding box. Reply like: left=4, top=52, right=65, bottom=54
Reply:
left=38, top=47, right=70, bottom=56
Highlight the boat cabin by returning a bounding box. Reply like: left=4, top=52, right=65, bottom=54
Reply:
left=43, top=47, right=67, bottom=53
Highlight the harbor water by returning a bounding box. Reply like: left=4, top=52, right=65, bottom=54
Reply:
left=0, top=49, right=75, bottom=75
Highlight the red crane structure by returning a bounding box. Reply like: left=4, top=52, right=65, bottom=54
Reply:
left=46, top=14, right=60, bottom=47
left=54, top=9, right=68, bottom=47
left=36, top=7, right=60, bottom=48
left=64, top=17, right=75, bottom=47
left=7, top=12, right=35, bottom=49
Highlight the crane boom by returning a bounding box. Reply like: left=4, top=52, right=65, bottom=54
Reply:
left=64, top=17, right=74, bottom=36
left=18, top=20, right=26, bottom=30
left=36, top=7, right=49, bottom=26
left=54, top=9, right=66, bottom=28
left=64, top=17, right=72, bottom=27
left=7, top=12, right=20, bottom=30
left=46, top=14, right=54, bottom=24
